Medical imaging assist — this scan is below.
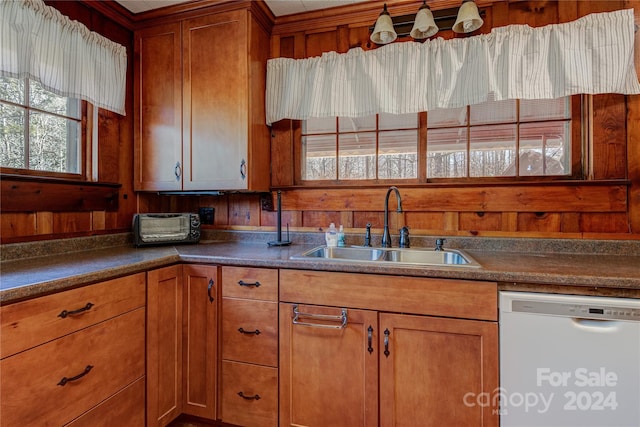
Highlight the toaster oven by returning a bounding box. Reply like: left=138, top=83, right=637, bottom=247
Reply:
left=133, top=213, right=201, bottom=247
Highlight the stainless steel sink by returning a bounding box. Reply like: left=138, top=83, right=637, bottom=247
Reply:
left=291, top=246, right=479, bottom=267
left=297, top=246, right=388, bottom=261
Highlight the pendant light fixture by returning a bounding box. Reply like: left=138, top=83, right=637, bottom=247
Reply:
left=370, top=3, right=397, bottom=45
left=452, top=0, right=484, bottom=33
left=410, top=0, right=438, bottom=40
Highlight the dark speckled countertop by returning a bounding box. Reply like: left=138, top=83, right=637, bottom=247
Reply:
left=1, top=232, right=639, bottom=304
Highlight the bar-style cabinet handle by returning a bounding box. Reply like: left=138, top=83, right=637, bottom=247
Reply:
left=58, top=302, right=94, bottom=319
left=57, top=365, right=93, bottom=386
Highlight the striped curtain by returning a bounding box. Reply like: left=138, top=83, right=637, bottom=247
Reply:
left=266, top=9, right=640, bottom=125
left=0, top=0, right=127, bottom=115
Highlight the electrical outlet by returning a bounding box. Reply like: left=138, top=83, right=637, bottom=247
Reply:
left=199, top=207, right=214, bottom=225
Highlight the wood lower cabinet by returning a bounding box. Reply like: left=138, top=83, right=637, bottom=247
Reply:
left=148, top=264, right=219, bottom=426
left=279, top=303, right=379, bottom=427
left=220, top=266, right=279, bottom=427
left=279, top=269, right=499, bottom=427
left=0, top=274, right=146, bottom=427
left=147, top=265, right=183, bottom=427
left=379, top=313, right=498, bottom=427
left=182, top=264, right=218, bottom=419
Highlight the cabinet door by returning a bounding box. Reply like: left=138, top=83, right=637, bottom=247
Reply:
left=182, top=10, right=248, bottom=190
left=147, top=265, right=183, bottom=427
left=134, top=23, right=183, bottom=191
left=279, top=303, right=378, bottom=427
left=182, top=264, right=218, bottom=419
left=379, top=313, right=499, bottom=427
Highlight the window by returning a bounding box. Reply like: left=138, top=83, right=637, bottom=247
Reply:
left=299, top=97, right=575, bottom=183
left=1, top=76, right=83, bottom=176
left=302, top=114, right=419, bottom=181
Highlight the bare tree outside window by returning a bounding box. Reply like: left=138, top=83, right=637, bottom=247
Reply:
left=300, top=97, right=571, bottom=182
left=0, top=76, right=81, bottom=174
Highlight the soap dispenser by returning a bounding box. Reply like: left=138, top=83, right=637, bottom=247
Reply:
left=325, top=223, right=338, bottom=247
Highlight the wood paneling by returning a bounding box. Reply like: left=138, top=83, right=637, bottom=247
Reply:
left=280, top=185, right=627, bottom=213
left=1, top=177, right=119, bottom=212
left=592, top=95, right=627, bottom=179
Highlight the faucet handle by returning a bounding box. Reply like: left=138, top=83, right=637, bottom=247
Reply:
left=435, top=238, right=446, bottom=251
left=363, top=223, right=372, bottom=247
left=399, top=226, right=410, bottom=248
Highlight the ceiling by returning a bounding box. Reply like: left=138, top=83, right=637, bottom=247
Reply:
left=115, top=0, right=369, bottom=17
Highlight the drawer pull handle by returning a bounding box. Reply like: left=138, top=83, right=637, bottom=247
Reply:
left=238, top=280, right=261, bottom=288
left=57, top=365, right=93, bottom=386
left=238, top=327, right=261, bottom=335
left=367, top=325, right=374, bottom=354
left=58, top=302, right=94, bottom=319
left=292, top=304, right=347, bottom=329
left=207, top=278, right=215, bottom=303
left=238, top=391, right=260, bottom=401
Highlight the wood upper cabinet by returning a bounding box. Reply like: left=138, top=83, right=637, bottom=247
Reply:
left=134, top=22, right=182, bottom=191
left=182, top=264, right=218, bottom=420
left=147, top=265, right=183, bottom=427
left=134, top=7, right=271, bottom=192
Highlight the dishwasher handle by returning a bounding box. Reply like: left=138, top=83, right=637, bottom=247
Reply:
left=571, top=318, right=622, bottom=332
left=292, top=304, right=347, bottom=329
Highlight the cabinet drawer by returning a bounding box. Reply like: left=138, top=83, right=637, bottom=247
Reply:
left=222, top=298, right=278, bottom=366
left=1, top=308, right=145, bottom=427
left=1, top=273, right=145, bottom=358
left=222, top=266, right=278, bottom=301
left=64, top=377, right=145, bottom=427
left=280, top=269, right=498, bottom=321
left=221, top=360, right=278, bottom=427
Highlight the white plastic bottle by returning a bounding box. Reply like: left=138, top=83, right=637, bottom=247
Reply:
left=325, top=223, right=338, bottom=247
left=337, top=225, right=346, bottom=247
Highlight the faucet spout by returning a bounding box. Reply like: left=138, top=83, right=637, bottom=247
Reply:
left=381, top=186, right=402, bottom=248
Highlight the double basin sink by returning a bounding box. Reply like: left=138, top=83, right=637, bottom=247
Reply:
left=292, top=246, right=479, bottom=267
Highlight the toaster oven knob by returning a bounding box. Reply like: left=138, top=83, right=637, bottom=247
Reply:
left=191, top=215, right=201, bottom=227
left=191, top=229, right=201, bottom=240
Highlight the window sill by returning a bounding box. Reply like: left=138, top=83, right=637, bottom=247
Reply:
left=0, top=174, right=120, bottom=212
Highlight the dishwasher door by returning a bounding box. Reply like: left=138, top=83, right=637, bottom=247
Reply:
left=499, top=291, right=640, bottom=427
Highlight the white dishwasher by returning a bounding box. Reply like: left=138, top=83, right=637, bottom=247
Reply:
left=499, top=291, right=640, bottom=427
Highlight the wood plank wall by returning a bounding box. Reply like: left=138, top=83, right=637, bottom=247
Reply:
left=1, top=0, right=639, bottom=243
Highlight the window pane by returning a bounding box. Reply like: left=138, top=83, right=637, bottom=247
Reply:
left=0, top=76, right=25, bottom=104
left=339, top=115, right=376, bottom=133
left=303, top=116, right=336, bottom=134
left=519, top=121, right=570, bottom=176
left=0, top=103, right=26, bottom=168
left=379, top=130, right=418, bottom=179
left=29, top=112, right=80, bottom=173
left=29, top=80, right=80, bottom=119
left=520, top=98, right=570, bottom=122
left=427, top=127, right=467, bottom=178
left=427, top=106, right=467, bottom=127
left=338, top=132, right=376, bottom=179
left=379, top=113, right=417, bottom=130
left=302, top=134, right=336, bottom=180
left=470, top=124, right=516, bottom=177
left=470, top=99, right=516, bottom=125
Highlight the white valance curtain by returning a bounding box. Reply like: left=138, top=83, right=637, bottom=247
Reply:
left=266, top=9, right=640, bottom=125
left=0, top=0, right=127, bottom=115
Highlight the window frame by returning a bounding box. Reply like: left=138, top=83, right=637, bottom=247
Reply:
left=294, top=95, right=583, bottom=186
